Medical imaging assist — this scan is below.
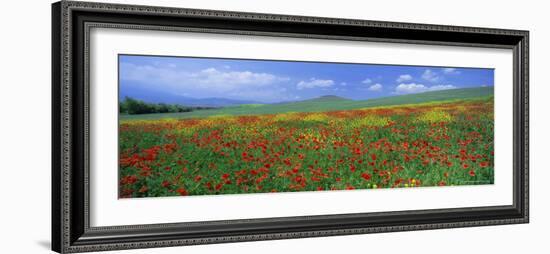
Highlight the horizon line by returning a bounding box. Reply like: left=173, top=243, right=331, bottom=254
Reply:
left=120, top=85, right=494, bottom=105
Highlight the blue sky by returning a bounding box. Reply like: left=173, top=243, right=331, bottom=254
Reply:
left=119, top=55, right=494, bottom=104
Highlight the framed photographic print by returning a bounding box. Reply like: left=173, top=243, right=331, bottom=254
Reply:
left=52, top=1, right=529, bottom=253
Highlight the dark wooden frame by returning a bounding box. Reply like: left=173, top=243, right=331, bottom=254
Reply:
left=52, top=1, right=529, bottom=253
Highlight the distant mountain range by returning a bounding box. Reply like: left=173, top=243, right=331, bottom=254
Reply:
left=120, top=84, right=259, bottom=107
left=300, top=95, right=350, bottom=102
left=121, top=84, right=494, bottom=109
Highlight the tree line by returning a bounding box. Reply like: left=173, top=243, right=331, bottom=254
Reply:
left=119, top=97, right=215, bottom=115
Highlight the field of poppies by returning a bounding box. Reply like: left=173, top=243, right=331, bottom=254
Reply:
left=118, top=98, right=494, bottom=198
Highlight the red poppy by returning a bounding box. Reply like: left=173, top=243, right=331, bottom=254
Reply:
left=283, top=158, right=292, bottom=166
left=479, top=161, right=489, bottom=167
left=361, top=173, right=372, bottom=181
left=120, top=175, right=138, bottom=185
left=139, top=170, right=152, bottom=177
left=176, top=188, right=188, bottom=196
left=469, top=170, right=476, bottom=177
left=422, top=160, right=430, bottom=166
left=392, top=166, right=400, bottom=173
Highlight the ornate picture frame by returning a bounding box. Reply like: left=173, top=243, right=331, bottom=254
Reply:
left=52, top=1, right=528, bottom=253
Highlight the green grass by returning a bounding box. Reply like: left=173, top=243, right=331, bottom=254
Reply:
left=120, top=86, right=493, bottom=121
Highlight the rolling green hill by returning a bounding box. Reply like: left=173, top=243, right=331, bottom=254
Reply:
left=120, top=86, right=493, bottom=121
left=299, top=95, right=351, bottom=103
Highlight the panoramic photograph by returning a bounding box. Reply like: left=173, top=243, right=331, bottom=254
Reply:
left=118, top=55, right=495, bottom=198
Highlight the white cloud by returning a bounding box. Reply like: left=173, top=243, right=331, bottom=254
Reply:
left=296, top=78, right=335, bottom=90
left=421, top=69, right=441, bottom=82
left=395, top=83, right=456, bottom=94
left=362, top=78, right=372, bottom=84
left=195, top=68, right=286, bottom=87
left=121, top=63, right=288, bottom=91
left=396, top=74, right=413, bottom=83
left=119, top=63, right=291, bottom=102
left=395, top=83, right=427, bottom=94
left=443, top=68, right=460, bottom=75
left=368, top=83, right=383, bottom=92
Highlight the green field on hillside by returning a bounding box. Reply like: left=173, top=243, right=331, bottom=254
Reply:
left=120, top=86, right=493, bottom=120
